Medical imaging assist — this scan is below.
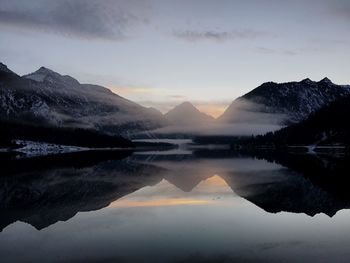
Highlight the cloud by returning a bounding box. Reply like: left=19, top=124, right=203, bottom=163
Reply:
left=253, top=46, right=323, bottom=56
left=173, top=29, right=266, bottom=42
left=150, top=99, right=284, bottom=136
left=328, top=0, right=350, bottom=20
left=109, top=86, right=165, bottom=96
left=153, top=122, right=282, bottom=136
left=169, top=95, right=187, bottom=100
left=133, top=101, right=180, bottom=114
left=0, top=0, right=149, bottom=40
left=134, top=100, right=230, bottom=118
left=254, top=47, right=300, bottom=56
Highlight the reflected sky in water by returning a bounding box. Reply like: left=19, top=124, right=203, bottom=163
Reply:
left=1, top=151, right=350, bottom=262
left=109, top=175, right=232, bottom=208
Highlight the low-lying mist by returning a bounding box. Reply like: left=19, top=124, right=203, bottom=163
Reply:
left=151, top=99, right=285, bottom=137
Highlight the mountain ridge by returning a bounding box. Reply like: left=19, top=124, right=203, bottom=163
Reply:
left=249, top=94, right=350, bottom=147
left=0, top=62, right=166, bottom=137
left=219, top=77, right=350, bottom=125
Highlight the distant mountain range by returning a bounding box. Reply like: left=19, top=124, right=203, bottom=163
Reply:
left=0, top=63, right=166, bottom=137
left=160, top=78, right=350, bottom=137
left=219, top=78, right=350, bottom=125
left=2, top=61, right=350, bottom=140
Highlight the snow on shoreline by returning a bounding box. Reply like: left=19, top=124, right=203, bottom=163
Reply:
left=15, top=140, right=88, bottom=158
left=10, top=140, right=134, bottom=158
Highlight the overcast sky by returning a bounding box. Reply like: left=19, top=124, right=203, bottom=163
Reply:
left=1, top=0, right=349, bottom=117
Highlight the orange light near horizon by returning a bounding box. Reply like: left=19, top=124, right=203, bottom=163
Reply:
left=106, top=85, right=230, bottom=118
left=108, top=198, right=216, bottom=208
left=196, top=103, right=228, bottom=118
left=109, top=86, right=157, bottom=96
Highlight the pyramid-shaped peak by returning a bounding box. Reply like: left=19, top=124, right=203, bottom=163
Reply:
left=177, top=101, right=197, bottom=109
left=32, top=66, right=67, bottom=79
left=36, top=66, right=57, bottom=74
left=166, top=101, right=202, bottom=115
left=165, top=101, right=214, bottom=124
left=24, top=66, right=79, bottom=85
left=319, top=77, right=333, bottom=85
left=24, top=66, right=61, bottom=82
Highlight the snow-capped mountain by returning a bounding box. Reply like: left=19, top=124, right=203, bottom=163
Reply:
left=219, top=78, right=350, bottom=125
left=165, top=101, right=214, bottom=124
left=0, top=63, right=166, bottom=136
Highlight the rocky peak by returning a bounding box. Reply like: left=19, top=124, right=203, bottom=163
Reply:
left=165, top=101, right=214, bottom=124
left=176, top=101, right=197, bottom=111
left=36, top=66, right=56, bottom=74
left=319, top=77, right=333, bottom=85
left=24, top=66, right=79, bottom=85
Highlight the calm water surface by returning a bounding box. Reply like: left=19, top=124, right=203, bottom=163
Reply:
left=0, top=146, right=350, bottom=263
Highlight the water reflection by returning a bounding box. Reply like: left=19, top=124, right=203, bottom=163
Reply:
left=0, top=150, right=164, bottom=230
left=1, top=149, right=350, bottom=262
left=109, top=175, right=231, bottom=208
left=1, top=150, right=350, bottom=230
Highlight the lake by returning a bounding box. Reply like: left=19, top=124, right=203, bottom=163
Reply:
left=0, top=146, right=350, bottom=263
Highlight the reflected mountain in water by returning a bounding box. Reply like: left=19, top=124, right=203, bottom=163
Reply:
left=1, top=150, right=350, bottom=231
left=137, top=151, right=350, bottom=217
left=0, top=151, right=164, bottom=230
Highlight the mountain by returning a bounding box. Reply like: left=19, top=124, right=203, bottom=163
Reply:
left=219, top=78, right=350, bottom=125
left=250, top=94, right=350, bottom=148
left=164, top=101, right=214, bottom=124
left=0, top=63, right=166, bottom=137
